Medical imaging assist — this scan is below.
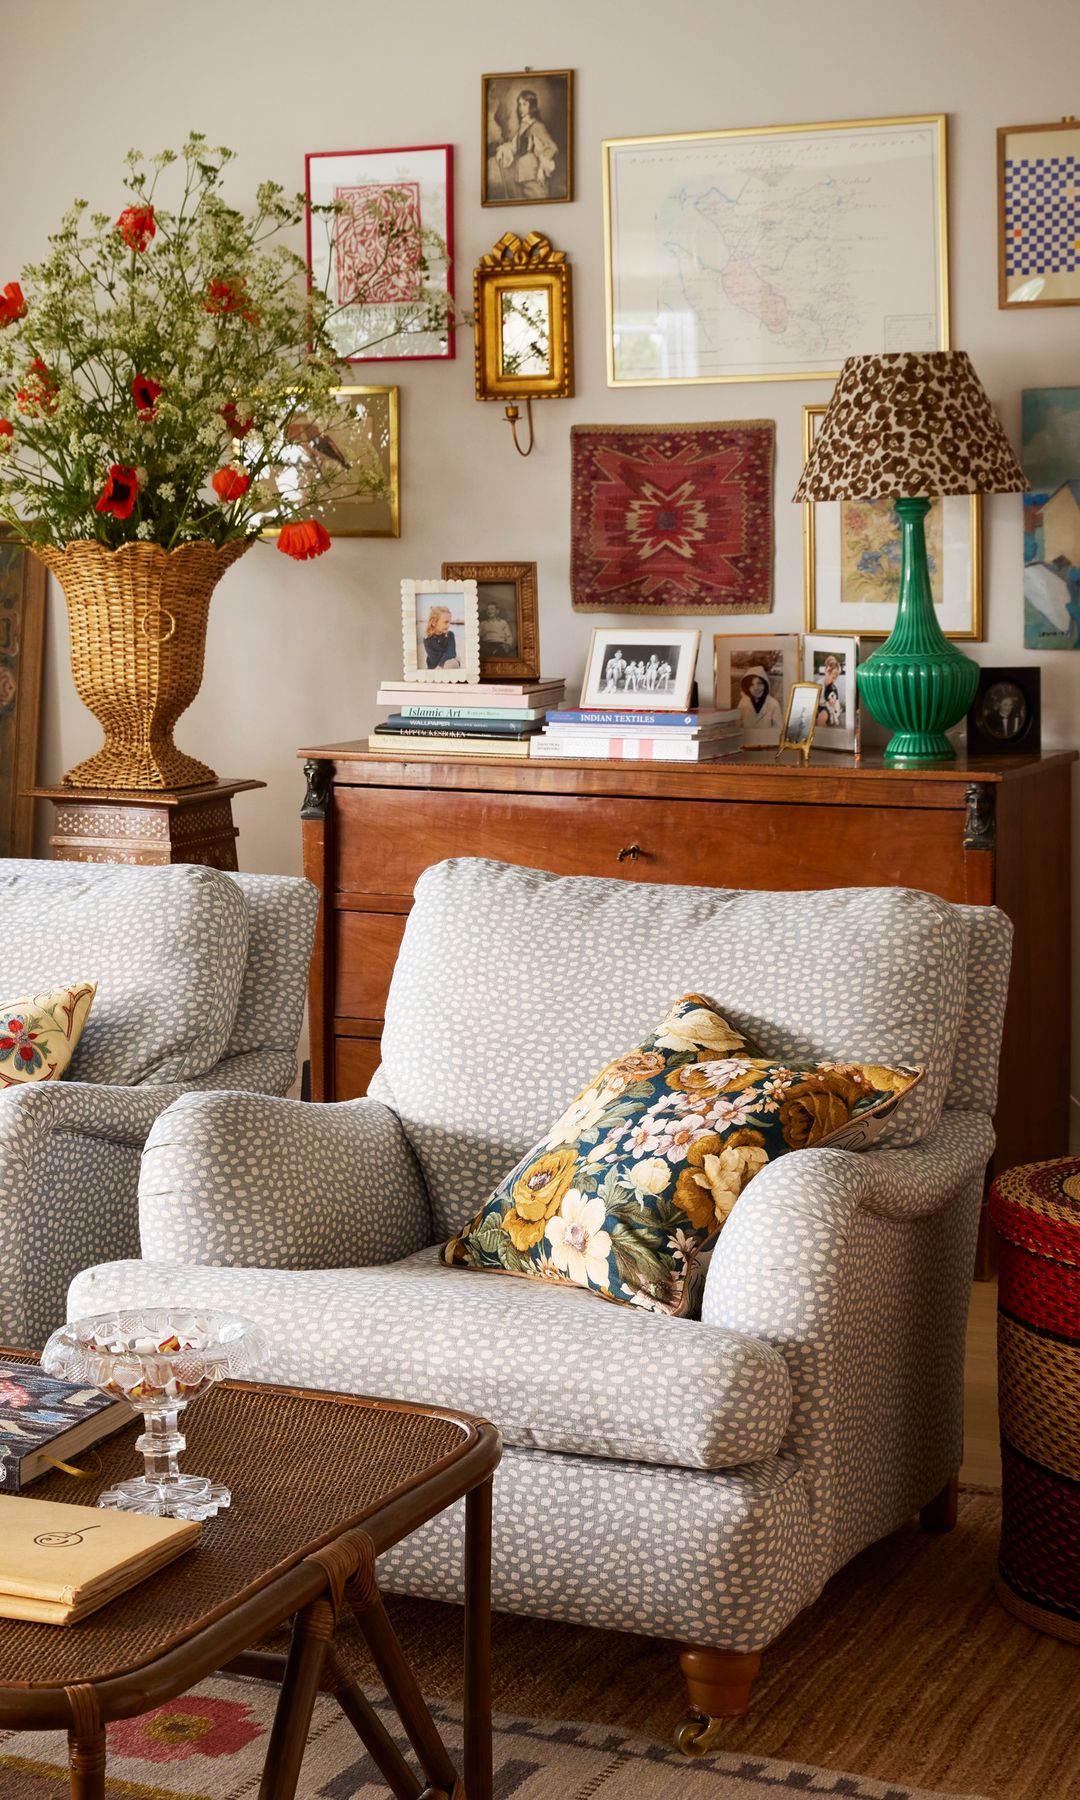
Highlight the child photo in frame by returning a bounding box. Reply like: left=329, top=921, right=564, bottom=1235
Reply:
left=803, top=634, right=861, bottom=751
left=400, top=579, right=479, bottom=682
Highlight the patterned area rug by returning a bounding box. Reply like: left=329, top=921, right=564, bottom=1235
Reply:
left=0, top=1671, right=987, bottom=1799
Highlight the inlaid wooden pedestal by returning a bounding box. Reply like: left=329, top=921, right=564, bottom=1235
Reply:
left=30, top=778, right=265, bottom=868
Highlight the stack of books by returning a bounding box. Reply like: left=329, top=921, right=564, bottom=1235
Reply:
left=531, top=706, right=744, bottom=762
left=370, top=679, right=566, bottom=758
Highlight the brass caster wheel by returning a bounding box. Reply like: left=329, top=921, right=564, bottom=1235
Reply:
left=674, top=1712, right=727, bottom=1757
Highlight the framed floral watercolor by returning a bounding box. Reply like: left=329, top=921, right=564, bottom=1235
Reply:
left=802, top=404, right=982, bottom=639
left=306, top=145, right=454, bottom=362
left=255, top=387, right=400, bottom=539
left=0, top=534, right=45, bottom=856
left=712, top=632, right=799, bottom=747
left=441, top=561, right=539, bottom=680
left=401, top=579, right=480, bottom=682
left=483, top=70, right=573, bottom=205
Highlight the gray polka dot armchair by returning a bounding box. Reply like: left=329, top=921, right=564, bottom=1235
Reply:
left=0, top=860, right=316, bottom=1348
left=70, top=859, right=1011, bottom=1732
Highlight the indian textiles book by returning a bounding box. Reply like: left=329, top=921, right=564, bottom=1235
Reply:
left=0, top=1496, right=200, bottom=1624
left=370, top=679, right=565, bottom=758
left=532, top=707, right=743, bottom=762
left=0, top=1358, right=134, bottom=1494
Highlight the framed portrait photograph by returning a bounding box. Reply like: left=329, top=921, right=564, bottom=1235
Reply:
left=604, top=114, right=948, bottom=386
left=713, top=633, right=800, bottom=747
left=999, top=120, right=1080, bottom=309
left=967, top=666, right=1041, bottom=757
left=580, top=627, right=700, bottom=711
left=401, top=579, right=480, bottom=683
left=778, top=682, right=822, bottom=762
left=0, top=533, right=45, bottom=857
left=441, top=561, right=539, bottom=680
left=483, top=70, right=573, bottom=205
left=306, top=144, right=454, bottom=362
left=255, top=386, right=400, bottom=539
left=802, top=633, right=860, bottom=752
left=802, top=405, right=982, bottom=639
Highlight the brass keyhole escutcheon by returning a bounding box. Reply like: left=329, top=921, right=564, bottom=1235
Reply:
left=617, top=843, right=641, bottom=863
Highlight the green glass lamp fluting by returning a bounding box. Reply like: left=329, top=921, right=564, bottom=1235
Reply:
left=793, top=352, right=1027, bottom=766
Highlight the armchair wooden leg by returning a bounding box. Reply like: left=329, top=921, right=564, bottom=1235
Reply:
left=920, top=1473, right=959, bottom=1533
left=674, top=1646, right=761, bottom=1754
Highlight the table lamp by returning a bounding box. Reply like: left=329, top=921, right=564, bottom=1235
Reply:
left=793, top=351, right=1025, bottom=765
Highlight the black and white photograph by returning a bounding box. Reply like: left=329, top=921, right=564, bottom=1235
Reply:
left=482, top=70, right=574, bottom=205
left=400, top=578, right=480, bottom=683
left=713, top=633, right=800, bottom=747
left=967, top=666, right=1041, bottom=756
left=442, top=561, right=540, bottom=680
left=581, top=627, right=699, bottom=711
left=803, top=633, right=861, bottom=751
left=779, top=681, right=822, bottom=759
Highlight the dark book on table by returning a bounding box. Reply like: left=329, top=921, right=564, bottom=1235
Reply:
left=0, top=1359, right=134, bottom=1494
left=376, top=717, right=543, bottom=739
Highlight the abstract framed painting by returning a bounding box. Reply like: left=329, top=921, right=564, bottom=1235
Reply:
left=306, top=145, right=454, bottom=362
left=0, top=534, right=45, bottom=856
left=1022, top=386, right=1080, bottom=650
left=999, top=120, right=1080, bottom=308
left=801, top=404, right=982, bottom=639
left=571, top=421, right=774, bottom=614
left=603, top=114, right=948, bottom=386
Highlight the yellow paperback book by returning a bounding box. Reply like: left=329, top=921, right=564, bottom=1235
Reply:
left=0, top=1495, right=200, bottom=1624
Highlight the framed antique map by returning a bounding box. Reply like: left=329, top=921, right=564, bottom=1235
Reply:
left=604, top=114, right=948, bottom=386
left=801, top=405, right=982, bottom=639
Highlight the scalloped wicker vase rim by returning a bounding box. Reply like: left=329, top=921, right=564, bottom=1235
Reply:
left=35, top=536, right=251, bottom=792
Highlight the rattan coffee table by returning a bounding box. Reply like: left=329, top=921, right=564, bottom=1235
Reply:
left=0, top=1358, right=500, bottom=1800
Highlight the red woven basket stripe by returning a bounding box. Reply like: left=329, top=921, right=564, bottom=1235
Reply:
left=999, top=1243, right=1080, bottom=1340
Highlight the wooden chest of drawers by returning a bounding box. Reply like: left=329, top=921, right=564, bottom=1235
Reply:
left=298, top=744, right=1075, bottom=1183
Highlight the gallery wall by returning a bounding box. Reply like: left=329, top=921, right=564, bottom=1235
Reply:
left=2, top=0, right=1078, bottom=1122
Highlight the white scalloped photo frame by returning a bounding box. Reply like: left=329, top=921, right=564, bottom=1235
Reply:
left=401, top=579, right=480, bottom=682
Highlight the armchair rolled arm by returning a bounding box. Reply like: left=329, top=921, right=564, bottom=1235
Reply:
left=138, top=1092, right=433, bottom=1269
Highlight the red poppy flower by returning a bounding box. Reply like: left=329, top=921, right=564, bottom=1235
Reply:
left=116, top=205, right=156, bottom=252
left=132, top=374, right=162, bottom=419
left=0, top=282, right=26, bottom=327
left=277, top=519, right=331, bottom=560
left=95, top=464, right=139, bottom=520
left=203, top=278, right=259, bottom=325
left=16, top=358, right=58, bottom=416
left=220, top=401, right=254, bottom=438
left=0, top=420, right=12, bottom=439
left=211, top=466, right=251, bottom=503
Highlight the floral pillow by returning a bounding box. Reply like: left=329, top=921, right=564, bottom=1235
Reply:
left=0, top=984, right=97, bottom=1087
left=441, top=993, right=922, bottom=1318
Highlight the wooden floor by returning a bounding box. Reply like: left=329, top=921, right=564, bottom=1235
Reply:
left=961, top=1276, right=1000, bottom=1487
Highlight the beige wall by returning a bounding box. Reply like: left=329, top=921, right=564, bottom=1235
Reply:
left=3, top=0, right=1079, bottom=1119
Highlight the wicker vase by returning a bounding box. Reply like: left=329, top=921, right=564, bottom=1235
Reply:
left=36, top=537, right=250, bottom=791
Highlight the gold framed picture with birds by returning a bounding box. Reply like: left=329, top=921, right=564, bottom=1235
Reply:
left=253, top=385, right=401, bottom=539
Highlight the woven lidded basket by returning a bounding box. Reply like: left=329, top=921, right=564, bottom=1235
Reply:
left=989, top=1157, right=1080, bottom=1643
left=36, top=537, right=250, bottom=791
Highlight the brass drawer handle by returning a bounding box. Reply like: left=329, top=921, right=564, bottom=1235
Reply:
left=617, top=843, right=641, bottom=863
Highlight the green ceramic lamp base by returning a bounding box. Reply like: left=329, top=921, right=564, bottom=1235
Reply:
left=856, top=497, right=979, bottom=766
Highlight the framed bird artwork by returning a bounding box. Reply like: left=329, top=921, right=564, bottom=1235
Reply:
left=252, top=386, right=401, bottom=540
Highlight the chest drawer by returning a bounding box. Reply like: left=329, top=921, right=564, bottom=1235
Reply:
left=332, top=782, right=970, bottom=899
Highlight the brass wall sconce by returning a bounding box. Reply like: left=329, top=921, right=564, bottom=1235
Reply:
left=473, top=231, right=574, bottom=456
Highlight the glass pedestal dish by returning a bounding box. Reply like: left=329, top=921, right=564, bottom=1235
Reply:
left=42, top=1309, right=269, bottom=1520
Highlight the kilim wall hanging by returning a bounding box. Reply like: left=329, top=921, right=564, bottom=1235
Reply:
left=570, top=420, right=774, bottom=613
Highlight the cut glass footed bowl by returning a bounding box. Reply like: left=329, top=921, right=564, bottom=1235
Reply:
left=42, top=1309, right=269, bottom=1520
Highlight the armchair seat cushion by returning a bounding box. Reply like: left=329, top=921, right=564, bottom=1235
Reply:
left=68, top=1246, right=793, bottom=1472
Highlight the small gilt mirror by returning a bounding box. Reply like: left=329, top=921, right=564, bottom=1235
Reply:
left=474, top=232, right=573, bottom=452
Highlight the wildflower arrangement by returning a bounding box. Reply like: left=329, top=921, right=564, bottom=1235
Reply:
left=0, top=136, right=449, bottom=560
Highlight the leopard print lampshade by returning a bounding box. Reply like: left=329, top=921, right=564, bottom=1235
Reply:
left=793, top=351, right=1026, bottom=502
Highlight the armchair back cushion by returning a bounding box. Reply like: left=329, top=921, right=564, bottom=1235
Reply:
left=371, top=859, right=971, bottom=1243
left=0, top=861, right=249, bottom=1086
left=223, top=874, right=319, bottom=1060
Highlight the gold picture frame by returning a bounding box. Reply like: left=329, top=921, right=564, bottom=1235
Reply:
left=441, top=560, right=540, bottom=681
left=482, top=69, right=574, bottom=206
left=256, top=385, right=400, bottom=539
left=998, top=119, right=1080, bottom=309
left=603, top=113, right=949, bottom=387
left=473, top=233, right=574, bottom=402
left=801, top=404, right=983, bottom=640
left=776, top=682, right=821, bottom=765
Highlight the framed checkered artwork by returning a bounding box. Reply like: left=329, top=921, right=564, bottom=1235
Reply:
left=306, top=145, right=455, bottom=359
left=999, top=120, right=1080, bottom=308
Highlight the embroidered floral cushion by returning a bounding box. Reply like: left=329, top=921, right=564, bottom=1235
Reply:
left=441, top=993, right=922, bottom=1317
left=0, top=984, right=97, bottom=1088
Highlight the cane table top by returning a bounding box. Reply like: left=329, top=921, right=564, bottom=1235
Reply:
left=0, top=1353, right=497, bottom=1723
